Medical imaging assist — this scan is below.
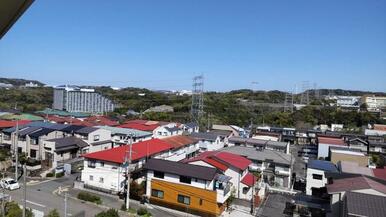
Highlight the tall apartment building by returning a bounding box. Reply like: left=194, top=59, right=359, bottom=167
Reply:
left=53, top=85, right=115, bottom=114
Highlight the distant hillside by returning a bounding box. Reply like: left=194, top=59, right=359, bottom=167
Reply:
left=0, top=77, right=44, bottom=86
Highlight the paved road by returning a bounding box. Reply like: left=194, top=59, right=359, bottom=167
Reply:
left=4, top=173, right=190, bottom=217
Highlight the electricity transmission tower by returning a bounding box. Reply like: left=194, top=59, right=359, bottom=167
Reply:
left=313, top=82, right=320, bottom=100
left=284, top=91, right=294, bottom=113
left=191, top=75, right=204, bottom=125
left=300, top=81, right=310, bottom=105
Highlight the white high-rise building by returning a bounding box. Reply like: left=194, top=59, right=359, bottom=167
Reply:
left=53, top=85, right=115, bottom=114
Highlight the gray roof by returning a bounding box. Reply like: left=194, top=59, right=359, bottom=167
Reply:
left=184, top=122, right=197, bottom=129
left=28, top=128, right=55, bottom=139
left=190, top=132, right=219, bottom=142
left=143, top=158, right=217, bottom=181
left=18, top=126, right=42, bottom=136
left=164, top=126, right=180, bottom=132
left=47, top=137, right=89, bottom=152
left=345, top=192, right=386, bottom=217
left=75, top=127, right=98, bottom=134
left=308, top=160, right=338, bottom=172
left=96, top=126, right=152, bottom=138
left=228, top=136, right=288, bottom=149
left=221, top=146, right=291, bottom=166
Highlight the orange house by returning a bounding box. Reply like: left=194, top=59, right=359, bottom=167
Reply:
left=144, top=159, right=232, bottom=217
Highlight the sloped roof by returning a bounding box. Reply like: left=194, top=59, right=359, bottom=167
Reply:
left=96, top=126, right=152, bottom=138
left=318, top=136, right=346, bottom=146
left=308, top=160, right=338, bottom=172
left=327, top=176, right=386, bottom=194
left=161, top=135, right=198, bottom=149
left=190, top=132, right=219, bottom=141
left=28, top=128, right=55, bottom=138
left=47, top=136, right=89, bottom=152
left=0, top=120, right=31, bottom=128
left=118, top=123, right=159, bottom=131
left=83, top=139, right=173, bottom=164
left=241, top=172, right=258, bottom=187
left=144, top=158, right=217, bottom=181
left=221, top=146, right=291, bottom=166
left=345, top=192, right=386, bottom=217
left=373, top=167, right=386, bottom=181
left=339, top=161, right=374, bottom=177
left=184, top=150, right=251, bottom=171
left=75, top=127, right=99, bottom=134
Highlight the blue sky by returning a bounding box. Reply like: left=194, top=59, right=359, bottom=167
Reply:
left=0, top=0, right=385, bottom=92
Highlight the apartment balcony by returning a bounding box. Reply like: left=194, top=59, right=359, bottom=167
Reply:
left=216, top=183, right=232, bottom=204
left=214, top=174, right=232, bottom=204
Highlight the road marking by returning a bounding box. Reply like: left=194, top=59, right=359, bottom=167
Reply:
left=26, top=200, right=46, bottom=208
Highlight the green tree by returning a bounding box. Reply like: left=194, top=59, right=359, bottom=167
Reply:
left=95, top=209, right=119, bottom=217
left=46, top=209, right=60, bottom=217
left=4, top=201, right=34, bottom=217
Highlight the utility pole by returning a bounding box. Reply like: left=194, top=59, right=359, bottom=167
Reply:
left=2, top=168, right=5, bottom=217
left=250, top=173, right=255, bottom=215
left=64, top=193, right=68, bottom=217
left=22, top=164, right=26, bottom=217
left=125, top=134, right=133, bottom=210
left=14, top=120, right=19, bottom=181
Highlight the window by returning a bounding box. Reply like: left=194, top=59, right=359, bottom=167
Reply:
left=93, top=135, right=100, bottom=141
left=177, top=194, right=190, bottom=205
left=312, top=174, right=323, bottom=180
left=30, top=150, right=37, bottom=158
left=151, top=189, right=164, bottom=199
left=154, top=171, right=164, bottom=179
left=158, top=132, right=162, bottom=136
left=89, top=175, right=93, bottom=181
left=199, top=199, right=203, bottom=206
left=99, top=162, right=104, bottom=167
left=88, top=160, right=96, bottom=168
left=179, top=176, right=191, bottom=184
left=99, top=177, right=104, bottom=183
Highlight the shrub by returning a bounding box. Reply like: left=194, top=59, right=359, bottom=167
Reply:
left=77, top=191, right=102, bottom=204
left=46, top=209, right=60, bottom=217
left=137, top=208, right=150, bottom=216
left=95, top=209, right=119, bottom=217
left=55, top=172, right=64, bottom=178
left=46, top=172, right=54, bottom=177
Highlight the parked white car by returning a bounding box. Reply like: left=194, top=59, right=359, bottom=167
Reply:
left=0, top=178, right=20, bottom=190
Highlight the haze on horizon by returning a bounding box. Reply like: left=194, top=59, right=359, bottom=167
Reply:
left=0, top=0, right=385, bottom=92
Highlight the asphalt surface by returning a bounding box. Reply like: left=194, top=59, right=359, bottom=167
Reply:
left=4, top=173, right=191, bottom=217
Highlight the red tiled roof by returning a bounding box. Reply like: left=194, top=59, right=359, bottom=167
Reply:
left=327, top=176, right=386, bottom=194
left=373, top=167, right=386, bottom=181
left=118, top=123, right=159, bottom=131
left=0, top=120, right=31, bottom=128
left=84, top=116, right=118, bottom=126
left=205, top=158, right=229, bottom=171
left=161, top=135, right=198, bottom=149
left=318, top=137, right=346, bottom=146
left=241, top=172, right=258, bottom=187
left=83, top=139, right=173, bottom=164
left=184, top=151, right=251, bottom=171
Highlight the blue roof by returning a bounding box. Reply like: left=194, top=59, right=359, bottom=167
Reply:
left=308, top=160, right=338, bottom=172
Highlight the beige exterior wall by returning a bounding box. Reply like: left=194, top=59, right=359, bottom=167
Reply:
left=330, top=152, right=368, bottom=167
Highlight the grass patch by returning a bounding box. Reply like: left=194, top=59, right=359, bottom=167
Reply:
left=77, top=191, right=102, bottom=205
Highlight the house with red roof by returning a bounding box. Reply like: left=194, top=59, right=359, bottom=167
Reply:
left=317, top=135, right=347, bottom=159
left=81, top=138, right=174, bottom=193
left=184, top=151, right=256, bottom=200
left=161, top=135, right=199, bottom=161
